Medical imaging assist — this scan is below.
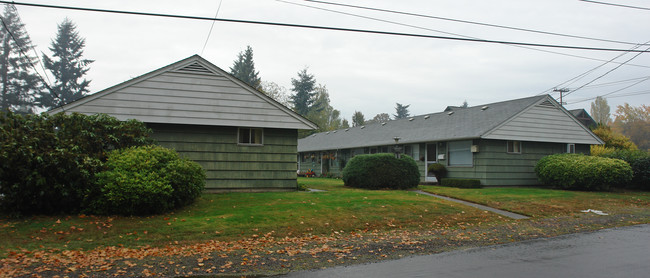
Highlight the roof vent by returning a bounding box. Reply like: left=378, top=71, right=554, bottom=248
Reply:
left=447, top=111, right=454, bottom=115
left=424, top=115, right=430, bottom=119
left=326, top=131, right=330, bottom=134
left=381, top=122, right=387, bottom=126
left=360, top=126, right=365, bottom=129
left=409, top=118, right=414, bottom=121
left=176, top=62, right=213, bottom=75
left=481, top=106, right=489, bottom=110
left=333, top=130, right=337, bottom=133
left=345, top=128, right=350, bottom=132
left=311, top=134, right=316, bottom=137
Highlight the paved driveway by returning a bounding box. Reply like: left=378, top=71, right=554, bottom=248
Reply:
left=282, top=224, right=650, bottom=278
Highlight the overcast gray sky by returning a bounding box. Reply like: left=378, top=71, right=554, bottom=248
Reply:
left=13, top=0, right=650, bottom=121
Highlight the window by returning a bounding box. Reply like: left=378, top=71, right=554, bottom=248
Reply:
left=507, top=141, right=522, bottom=154
left=567, top=143, right=576, bottom=153
left=404, top=145, right=412, bottom=157
left=238, top=128, right=263, bottom=145
left=448, top=140, right=472, bottom=166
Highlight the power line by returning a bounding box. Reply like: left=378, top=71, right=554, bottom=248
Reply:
left=9, top=4, right=51, bottom=87
left=0, top=9, right=55, bottom=98
left=539, top=40, right=650, bottom=96
left=3, top=1, right=650, bottom=53
left=285, top=0, right=650, bottom=69
left=567, top=89, right=650, bottom=104
left=304, top=0, right=645, bottom=46
left=579, top=0, right=650, bottom=11
left=564, top=44, right=650, bottom=97
left=200, top=0, right=222, bottom=56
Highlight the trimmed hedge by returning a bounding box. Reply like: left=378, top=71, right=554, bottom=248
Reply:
left=535, top=154, right=632, bottom=191
left=597, top=149, right=650, bottom=189
left=440, top=178, right=482, bottom=188
left=0, top=111, right=152, bottom=215
left=91, top=145, right=205, bottom=215
left=342, top=153, right=420, bottom=190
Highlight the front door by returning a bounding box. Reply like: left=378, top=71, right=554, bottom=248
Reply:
left=321, top=152, right=330, bottom=174
left=425, top=143, right=438, bottom=182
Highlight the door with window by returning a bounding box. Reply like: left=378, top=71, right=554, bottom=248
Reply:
left=425, top=143, right=438, bottom=182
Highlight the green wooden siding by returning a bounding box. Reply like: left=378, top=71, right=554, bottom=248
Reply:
left=300, top=140, right=590, bottom=186
left=149, top=123, right=298, bottom=191
left=467, top=139, right=590, bottom=186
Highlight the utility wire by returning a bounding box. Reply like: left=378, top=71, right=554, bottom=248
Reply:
left=539, top=40, right=650, bottom=95
left=0, top=12, right=55, bottom=98
left=200, top=0, right=222, bottom=56
left=3, top=1, right=650, bottom=53
left=567, top=89, right=650, bottom=104
left=304, top=0, right=644, bottom=46
left=579, top=0, right=650, bottom=11
left=9, top=4, right=51, bottom=87
left=564, top=43, right=650, bottom=97
left=283, top=0, right=650, bottom=69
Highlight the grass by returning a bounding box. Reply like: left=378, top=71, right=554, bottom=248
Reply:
left=420, top=185, right=650, bottom=218
left=0, top=178, right=499, bottom=256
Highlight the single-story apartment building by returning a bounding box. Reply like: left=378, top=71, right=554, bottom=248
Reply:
left=298, top=95, right=604, bottom=186
left=50, top=55, right=317, bottom=191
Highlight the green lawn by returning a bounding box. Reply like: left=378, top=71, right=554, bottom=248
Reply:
left=2, top=179, right=649, bottom=257
left=0, top=178, right=498, bottom=255
left=420, top=185, right=650, bottom=218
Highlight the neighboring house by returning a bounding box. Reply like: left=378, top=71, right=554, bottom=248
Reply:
left=50, top=55, right=317, bottom=191
left=298, top=95, right=604, bottom=186
left=569, top=109, right=598, bottom=129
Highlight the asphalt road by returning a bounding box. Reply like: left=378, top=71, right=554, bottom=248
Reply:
left=282, top=224, right=650, bottom=278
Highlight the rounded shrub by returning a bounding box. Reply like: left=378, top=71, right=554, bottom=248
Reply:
left=92, top=145, right=205, bottom=215
left=342, top=153, right=420, bottom=190
left=535, top=154, right=632, bottom=191
left=427, top=163, right=447, bottom=182
left=596, top=149, right=650, bottom=189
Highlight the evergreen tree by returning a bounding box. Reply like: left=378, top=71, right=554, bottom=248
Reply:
left=461, top=100, right=468, bottom=108
left=0, top=4, right=40, bottom=112
left=352, top=111, right=365, bottom=127
left=290, top=67, right=316, bottom=116
left=394, top=103, right=410, bottom=119
left=37, top=18, right=93, bottom=110
left=229, top=45, right=261, bottom=90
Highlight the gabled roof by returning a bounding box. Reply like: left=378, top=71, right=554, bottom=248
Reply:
left=569, top=108, right=597, bottom=128
left=298, top=95, right=603, bottom=152
left=49, top=55, right=317, bottom=130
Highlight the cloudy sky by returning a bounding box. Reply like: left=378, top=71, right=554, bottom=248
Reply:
left=11, top=0, right=650, bottom=120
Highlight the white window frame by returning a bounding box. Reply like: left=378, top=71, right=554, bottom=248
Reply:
left=238, top=128, right=263, bottom=146
left=567, top=143, right=576, bottom=153
left=507, top=141, right=522, bottom=154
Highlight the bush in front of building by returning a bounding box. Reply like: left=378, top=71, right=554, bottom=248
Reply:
left=595, top=149, right=650, bottom=189
left=535, top=154, right=632, bottom=191
left=90, top=145, right=206, bottom=215
left=630, top=157, right=650, bottom=190
left=342, top=153, right=420, bottom=190
left=427, top=163, right=447, bottom=182
left=0, top=111, right=152, bottom=216
left=440, top=178, right=482, bottom=188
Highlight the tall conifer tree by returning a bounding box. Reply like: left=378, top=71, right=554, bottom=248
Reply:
left=290, top=67, right=316, bottom=116
left=230, top=45, right=261, bottom=90
left=37, top=18, right=93, bottom=109
left=0, top=4, right=40, bottom=113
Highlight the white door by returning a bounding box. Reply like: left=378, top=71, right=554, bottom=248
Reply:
left=425, top=143, right=438, bottom=182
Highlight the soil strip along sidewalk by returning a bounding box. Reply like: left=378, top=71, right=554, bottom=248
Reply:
left=413, top=190, right=529, bottom=220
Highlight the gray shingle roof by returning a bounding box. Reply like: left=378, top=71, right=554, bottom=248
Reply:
left=298, top=95, right=547, bottom=152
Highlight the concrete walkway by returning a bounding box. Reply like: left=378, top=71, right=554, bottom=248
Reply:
left=413, top=190, right=529, bottom=220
